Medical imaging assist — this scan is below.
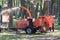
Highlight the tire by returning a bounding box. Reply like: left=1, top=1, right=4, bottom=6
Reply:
left=25, top=27, right=34, bottom=34
left=14, top=28, right=19, bottom=34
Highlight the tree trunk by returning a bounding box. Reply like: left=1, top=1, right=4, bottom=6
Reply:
left=35, top=3, right=39, bottom=18
left=8, top=0, right=13, bottom=8
left=8, top=0, right=13, bottom=27
left=44, top=0, right=52, bottom=15
left=57, top=0, right=60, bottom=25
left=13, top=0, right=15, bottom=7
left=20, top=0, right=28, bottom=18
left=2, top=0, right=4, bottom=8
left=30, top=3, right=35, bottom=18
left=48, top=0, right=52, bottom=15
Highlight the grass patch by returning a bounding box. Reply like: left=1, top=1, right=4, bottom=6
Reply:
left=0, top=28, right=59, bottom=40
left=0, top=35, right=17, bottom=40
left=54, top=25, right=60, bottom=30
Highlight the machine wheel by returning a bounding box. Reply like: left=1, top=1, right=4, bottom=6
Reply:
left=13, top=28, right=19, bottom=34
left=25, top=27, right=34, bottom=34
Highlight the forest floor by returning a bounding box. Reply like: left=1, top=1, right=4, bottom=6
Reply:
left=0, top=30, right=60, bottom=40
left=0, top=25, right=59, bottom=40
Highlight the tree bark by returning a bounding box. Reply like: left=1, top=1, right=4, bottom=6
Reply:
left=35, top=3, right=39, bottom=18
left=8, top=0, right=13, bottom=27
left=57, top=0, right=60, bottom=25
left=8, top=0, right=13, bottom=8
left=20, top=0, right=28, bottom=18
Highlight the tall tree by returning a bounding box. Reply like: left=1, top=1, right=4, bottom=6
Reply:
left=34, top=3, right=39, bottom=18
left=2, top=0, right=4, bottom=8
left=44, top=0, right=52, bottom=15
left=57, top=0, right=60, bottom=25
left=8, top=0, right=13, bottom=27
left=40, top=0, right=45, bottom=16
left=8, top=0, right=13, bottom=8
left=20, top=0, right=28, bottom=18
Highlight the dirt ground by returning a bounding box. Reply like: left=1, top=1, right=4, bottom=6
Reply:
left=0, top=30, right=60, bottom=40
left=17, top=30, right=60, bottom=40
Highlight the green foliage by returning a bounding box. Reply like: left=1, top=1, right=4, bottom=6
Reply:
left=0, top=0, right=2, bottom=5
left=55, top=25, right=60, bottom=30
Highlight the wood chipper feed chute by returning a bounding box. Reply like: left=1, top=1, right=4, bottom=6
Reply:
left=20, top=6, right=32, bottom=18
